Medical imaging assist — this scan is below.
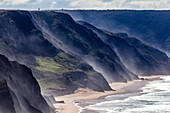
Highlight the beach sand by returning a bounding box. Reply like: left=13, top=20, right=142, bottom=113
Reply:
left=54, top=75, right=169, bottom=113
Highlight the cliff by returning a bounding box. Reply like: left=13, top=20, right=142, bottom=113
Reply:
left=0, top=54, right=54, bottom=113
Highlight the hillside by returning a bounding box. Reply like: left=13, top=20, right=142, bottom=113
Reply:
left=31, top=11, right=138, bottom=83
left=0, top=10, right=112, bottom=95
left=62, top=10, right=170, bottom=55
left=78, top=21, right=170, bottom=76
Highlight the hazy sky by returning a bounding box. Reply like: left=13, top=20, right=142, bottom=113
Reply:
left=0, top=0, right=170, bottom=10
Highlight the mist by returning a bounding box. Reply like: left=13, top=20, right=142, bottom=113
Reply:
left=63, top=10, right=170, bottom=55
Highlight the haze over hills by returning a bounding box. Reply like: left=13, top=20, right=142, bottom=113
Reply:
left=31, top=11, right=138, bottom=83
left=61, top=10, right=170, bottom=56
left=78, top=21, right=170, bottom=76
left=0, top=10, right=169, bottom=113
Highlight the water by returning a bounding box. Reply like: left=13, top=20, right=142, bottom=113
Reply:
left=85, top=76, right=170, bottom=113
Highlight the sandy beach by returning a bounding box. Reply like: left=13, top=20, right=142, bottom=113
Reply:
left=54, top=75, right=169, bottom=113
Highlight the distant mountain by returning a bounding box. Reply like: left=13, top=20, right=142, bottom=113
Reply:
left=61, top=10, right=170, bottom=55
left=0, top=54, right=54, bottom=113
left=78, top=21, right=170, bottom=76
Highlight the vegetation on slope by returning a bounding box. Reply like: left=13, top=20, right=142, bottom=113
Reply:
left=34, top=51, right=107, bottom=94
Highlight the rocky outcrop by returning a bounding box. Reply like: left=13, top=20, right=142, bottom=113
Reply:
left=0, top=54, right=54, bottom=113
left=0, top=79, right=16, bottom=113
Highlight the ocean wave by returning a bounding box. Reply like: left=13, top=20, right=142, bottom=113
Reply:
left=86, top=76, right=170, bottom=113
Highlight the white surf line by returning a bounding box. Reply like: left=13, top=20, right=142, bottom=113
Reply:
left=72, top=100, right=84, bottom=113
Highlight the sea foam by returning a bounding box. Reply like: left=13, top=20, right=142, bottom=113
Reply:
left=85, top=76, right=170, bottom=113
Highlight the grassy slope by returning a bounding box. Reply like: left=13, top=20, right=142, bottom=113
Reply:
left=33, top=52, right=92, bottom=93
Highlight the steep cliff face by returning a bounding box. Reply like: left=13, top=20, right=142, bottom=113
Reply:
left=0, top=79, right=16, bottom=113
left=62, top=10, right=170, bottom=55
left=1, top=10, right=169, bottom=100
left=0, top=11, right=58, bottom=58
left=0, top=10, right=112, bottom=95
left=120, top=36, right=170, bottom=75
left=0, top=54, right=54, bottom=113
left=78, top=21, right=170, bottom=76
left=31, top=11, right=138, bottom=83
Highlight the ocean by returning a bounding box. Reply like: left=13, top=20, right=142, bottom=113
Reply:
left=85, top=76, right=170, bottom=113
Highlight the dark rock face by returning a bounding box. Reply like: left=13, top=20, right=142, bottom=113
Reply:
left=64, top=71, right=112, bottom=92
left=0, top=11, right=58, bottom=57
left=62, top=10, right=170, bottom=54
left=0, top=54, right=54, bottom=113
left=0, top=79, right=16, bottom=113
left=78, top=21, right=170, bottom=76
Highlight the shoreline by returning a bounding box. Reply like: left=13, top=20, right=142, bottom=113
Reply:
left=54, top=75, right=169, bottom=113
